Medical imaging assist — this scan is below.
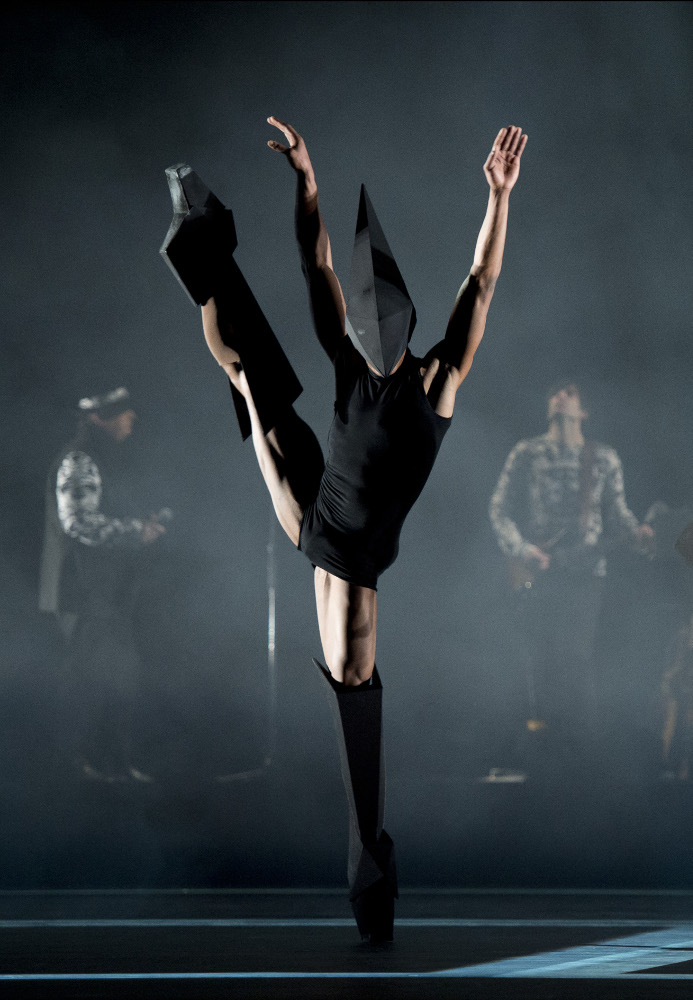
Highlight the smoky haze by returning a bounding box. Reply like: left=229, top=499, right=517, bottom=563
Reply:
left=2, top=0, right=693, bottom=889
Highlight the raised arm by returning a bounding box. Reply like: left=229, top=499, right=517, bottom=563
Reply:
left=422, top=126, right=528, bottom=417
left=267, top=117, right=346, bottom=360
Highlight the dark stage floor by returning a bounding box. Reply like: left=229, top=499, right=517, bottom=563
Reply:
left=2, top=890, right=693, bottom=998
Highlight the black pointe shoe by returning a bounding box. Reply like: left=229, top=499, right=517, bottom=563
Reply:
left=160, top=164, right=237, bottom=306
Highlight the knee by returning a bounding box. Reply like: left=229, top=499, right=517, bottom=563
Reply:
left=341, top=660, right=375, bottom=687
left=221, top=361, right=245, bottom=393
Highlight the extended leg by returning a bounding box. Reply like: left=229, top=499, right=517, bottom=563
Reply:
left=202, top=298, right=323, bottom=544
left=161, top=163, right=302, bottom=438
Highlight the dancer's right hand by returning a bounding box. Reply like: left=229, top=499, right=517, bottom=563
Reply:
left=483, top=126, right=528, bottom=193
left=267, top=117, right=313, bottom=176
left=523, top=544, right=550, bottom=571
left=141, top=520, right=166, bottom=544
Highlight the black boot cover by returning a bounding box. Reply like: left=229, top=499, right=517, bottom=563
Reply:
left=314, top=658, right=398, bottom=942
left=160, top=164, right=302, bottom=439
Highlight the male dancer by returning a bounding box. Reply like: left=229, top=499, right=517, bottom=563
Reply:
left=162, top=120, right=527, bottom=940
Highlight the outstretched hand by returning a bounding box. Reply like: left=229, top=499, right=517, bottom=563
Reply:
left=141, top=519, right=166, bottom=545
left=484, top=126, right=528, bottom=193
left=267, top=116, right=313, bottom=175
left=524, top=543, right=550, bottom=571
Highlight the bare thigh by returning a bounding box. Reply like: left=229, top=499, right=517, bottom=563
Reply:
left=241, top=369, right=323, bottom=547
left=201, top=298, right=324, bottom=547
left=314, top=567, right=377, bottom=686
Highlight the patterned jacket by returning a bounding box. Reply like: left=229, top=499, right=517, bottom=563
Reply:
left=489, top=434, right=640, bottom=576
left=55, top=450, right=144, bottom=546
left=39, top=441, right=145, bottom=615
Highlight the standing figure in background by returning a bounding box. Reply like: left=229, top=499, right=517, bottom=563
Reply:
left=39, top=387, right=166, bottom=782
left=658, top=517, right=693, bottom=780
left=162, top=120, right=527, bottom=941
left=489, top=381, right=653, bottom=770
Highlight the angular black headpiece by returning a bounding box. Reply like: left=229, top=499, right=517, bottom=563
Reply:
left=345, top=186, right=416, bottom=377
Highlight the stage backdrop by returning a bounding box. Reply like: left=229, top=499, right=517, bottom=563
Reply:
left=2, top=0, right=692, bottom=889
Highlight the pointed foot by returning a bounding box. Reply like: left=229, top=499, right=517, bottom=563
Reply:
left=352, top=877, right=396, bottom=943
left=160, top=164, right=237, bottom=306
left=350, top=831, right=397, bottom=943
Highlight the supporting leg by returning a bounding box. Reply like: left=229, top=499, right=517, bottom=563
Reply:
left=314, top=657, right=397, bottom=943
left=313, top=568, right=377, bottom=685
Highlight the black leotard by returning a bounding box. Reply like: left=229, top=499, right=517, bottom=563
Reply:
left=299, top=337, right=451, bottom=589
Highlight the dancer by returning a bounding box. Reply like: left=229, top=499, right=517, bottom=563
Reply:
left=161, top=120, right=527, bottom=940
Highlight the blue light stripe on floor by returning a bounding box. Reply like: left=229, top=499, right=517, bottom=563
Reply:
left=2, top=971, right=693, bottom=982
left=0, top=917, right=678, bottom=929
left=445, top=947, right=678, bottom=977
left=439, top=927, right=693, bottom=977
left=0, top=974, right=488, bottom=981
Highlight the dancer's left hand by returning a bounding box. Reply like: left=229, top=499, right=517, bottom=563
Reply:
left=267, top=117, right=313, bottom=176
left=483, top=126, right=528, bottom=193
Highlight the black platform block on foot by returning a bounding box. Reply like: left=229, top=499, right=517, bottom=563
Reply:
left=160, top=164, right=302, bottom=439
left=313, top=658, right=398, bottom=942
left=350, top=830, right=396, bottom=942
left=161, top=164, right=237, bottom=307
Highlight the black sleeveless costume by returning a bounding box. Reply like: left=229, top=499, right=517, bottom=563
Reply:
left=299, top=338, right=451, bottom=590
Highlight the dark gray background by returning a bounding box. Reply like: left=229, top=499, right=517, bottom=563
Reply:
left=2, top=1, right=692, bottom=889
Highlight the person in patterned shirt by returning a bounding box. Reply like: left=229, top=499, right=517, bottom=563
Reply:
left=489, top=381, right=653, bottom=766
left=39, top=387, right=165, bottom=781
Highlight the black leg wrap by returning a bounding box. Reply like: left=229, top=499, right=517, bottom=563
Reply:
left=160, top=164, right=302, bottom=439
left=314, top=658, right=398, bottom=942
